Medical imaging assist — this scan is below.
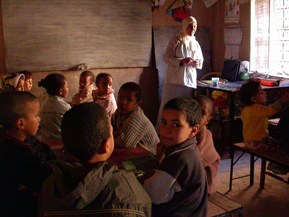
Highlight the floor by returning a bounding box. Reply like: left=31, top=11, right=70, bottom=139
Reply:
left=216, top=151, right=289, bottom=217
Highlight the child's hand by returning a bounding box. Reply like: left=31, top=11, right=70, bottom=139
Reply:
left=80, top=89, right=89, bottom=98
left=279, top=91, right=289, bottom=104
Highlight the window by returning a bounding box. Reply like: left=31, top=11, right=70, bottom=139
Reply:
left=251, top=0, right=289, bottom=78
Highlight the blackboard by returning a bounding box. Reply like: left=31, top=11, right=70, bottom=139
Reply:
left=3, top=0, right=151, bottom=72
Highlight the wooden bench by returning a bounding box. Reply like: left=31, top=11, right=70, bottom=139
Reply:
left=229, top=142, right=289, bottom=190
left=208, top=192, right=243, bottom=217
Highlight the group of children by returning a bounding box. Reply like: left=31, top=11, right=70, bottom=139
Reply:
left=2, top=69, right=288, bottom=217
left=0, top=69, right=222, bottom=217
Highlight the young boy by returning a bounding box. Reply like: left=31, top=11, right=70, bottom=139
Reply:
left=39, top=103, right=152, bottom=217
left=111, top=82, right=159, bottom=155
left=0, top=92, right=53, bottom=217
left=72, top=70, right=96, bottom=105
left=143, top=97, right=207, bottom=217
left=195, top=95, right=220, bottom=195
left=239, top=79, right=289, bottom=174
left=239, top=79, right=289, bottom=150
left=92, top=72, right=117, bottom=118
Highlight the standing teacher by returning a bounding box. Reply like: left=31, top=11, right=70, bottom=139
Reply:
left=157, top=16, right=204, bottom=130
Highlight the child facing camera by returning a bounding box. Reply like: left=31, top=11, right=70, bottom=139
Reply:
left=0, top=92, right=53, bottom=217
left=195, top=95, right=220, bottom=195
left=239, top=79, right=289, bottom=150
left=39, top=103, right=152, bottom=217
left=143, top=97, right=207, bottom=217
left=111, top=82, right=159, bottom=155
left=38, top=73, right=71, bottom=148
left=71, top=70, right=96, bottom=105
left=92, top=72, right=117, bottom=118
left=18, top=70, right=34, bottom=91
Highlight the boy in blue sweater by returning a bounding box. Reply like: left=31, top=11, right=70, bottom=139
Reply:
left=143, top=97, right=207, bottom=217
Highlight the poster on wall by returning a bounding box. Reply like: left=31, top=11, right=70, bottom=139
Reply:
left=224, top=0, right=240, bottom=23
left=167, top=0, right=193, bottom=22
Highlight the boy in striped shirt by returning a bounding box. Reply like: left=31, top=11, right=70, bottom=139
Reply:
left=111, top=82, right=159, bottom=155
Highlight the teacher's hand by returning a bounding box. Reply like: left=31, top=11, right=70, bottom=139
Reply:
left=180, top=57, right=194, bottom=66
left=193, top=59, right=200, bottom=67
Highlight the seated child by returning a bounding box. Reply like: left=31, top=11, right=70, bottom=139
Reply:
left=92, top=72, right=117, bottom=118
left=0, top=92, right=53, bottom=217
left=18, top=70, right=33, bottom=91
left=143, top=97, right=207, bottom=217
left=0, top=72, right=25, bottom=93
left=111, top=82, right=159, bottom=155
left=39, top=103, right=152, bottom=217
left=71, top=70, right=96, bottom=105
left=38, top=73, right=71, bottom=147
left=195, top=95, right=221, bottom=195
left=239, top=79, right=289, bottom=150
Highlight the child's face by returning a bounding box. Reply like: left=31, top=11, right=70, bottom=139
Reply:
left=160, top=109, right=197, bottom=147
left=24, top=78, right=33, bottom=91
left=59, top=80, right=69, bottom=98
left=16, top=78, right=25, bottom=92
left=96, top=76, right=113, bottom=96
left=199, top=101, right=212, bottom=128
left=252, top=86, right=267, bottom=104
left=186, top=21, right=197, bottom=36
left=22, top=100, right=41, bottom=137
left=117, top=89, right=139, bottom=114
left=79, top=75, right=93, bottom=90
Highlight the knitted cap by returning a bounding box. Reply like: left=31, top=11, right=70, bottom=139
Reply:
left=3, top=73, right=25, bottom=89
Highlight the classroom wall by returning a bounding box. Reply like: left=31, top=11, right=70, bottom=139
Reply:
left=0, top=0, right=251, bottom=124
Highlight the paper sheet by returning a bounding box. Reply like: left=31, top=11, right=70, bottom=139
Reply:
left=225, top=45, right=239, bottom=59
left=224, top=27, right=243, bottom=45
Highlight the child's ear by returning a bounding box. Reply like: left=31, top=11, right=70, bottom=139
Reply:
left=102, top=139, right=113, bottom=154
left=251, top=96, right=257, bottom=103
left=137, top=100, right=142, bottom=107
left=59, top=88, right=64, bottom=96
left=189, top=124, right=200, bottom=138
left=16, top=118, right=25, bottom=130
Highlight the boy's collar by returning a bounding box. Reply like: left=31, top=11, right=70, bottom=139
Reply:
left=164, top=137, right=197, bottom=155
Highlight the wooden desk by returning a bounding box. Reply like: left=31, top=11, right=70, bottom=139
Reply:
left=109, top=146, right=153, bottom=169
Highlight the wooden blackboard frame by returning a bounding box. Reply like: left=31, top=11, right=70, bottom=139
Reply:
left=3, top=0, right=151, bottom=72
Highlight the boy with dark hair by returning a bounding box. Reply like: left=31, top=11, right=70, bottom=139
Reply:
left=0, top=91, right=53, bottom=217
left=239, top=79, right=289, bottom=150
left=143, top=97, right=207, bottom=217
left=40, top=103, right=152, bottom=217
left=72, top=70, right=96, bottom=105
left=92, top=72, right=117, bottom=118
left=111, top=82, right=159, bottom=155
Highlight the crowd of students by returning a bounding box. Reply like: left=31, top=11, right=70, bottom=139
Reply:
left=0, top=68, right=223, bottom=217
left=2, top=66, right=289, bottom=217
